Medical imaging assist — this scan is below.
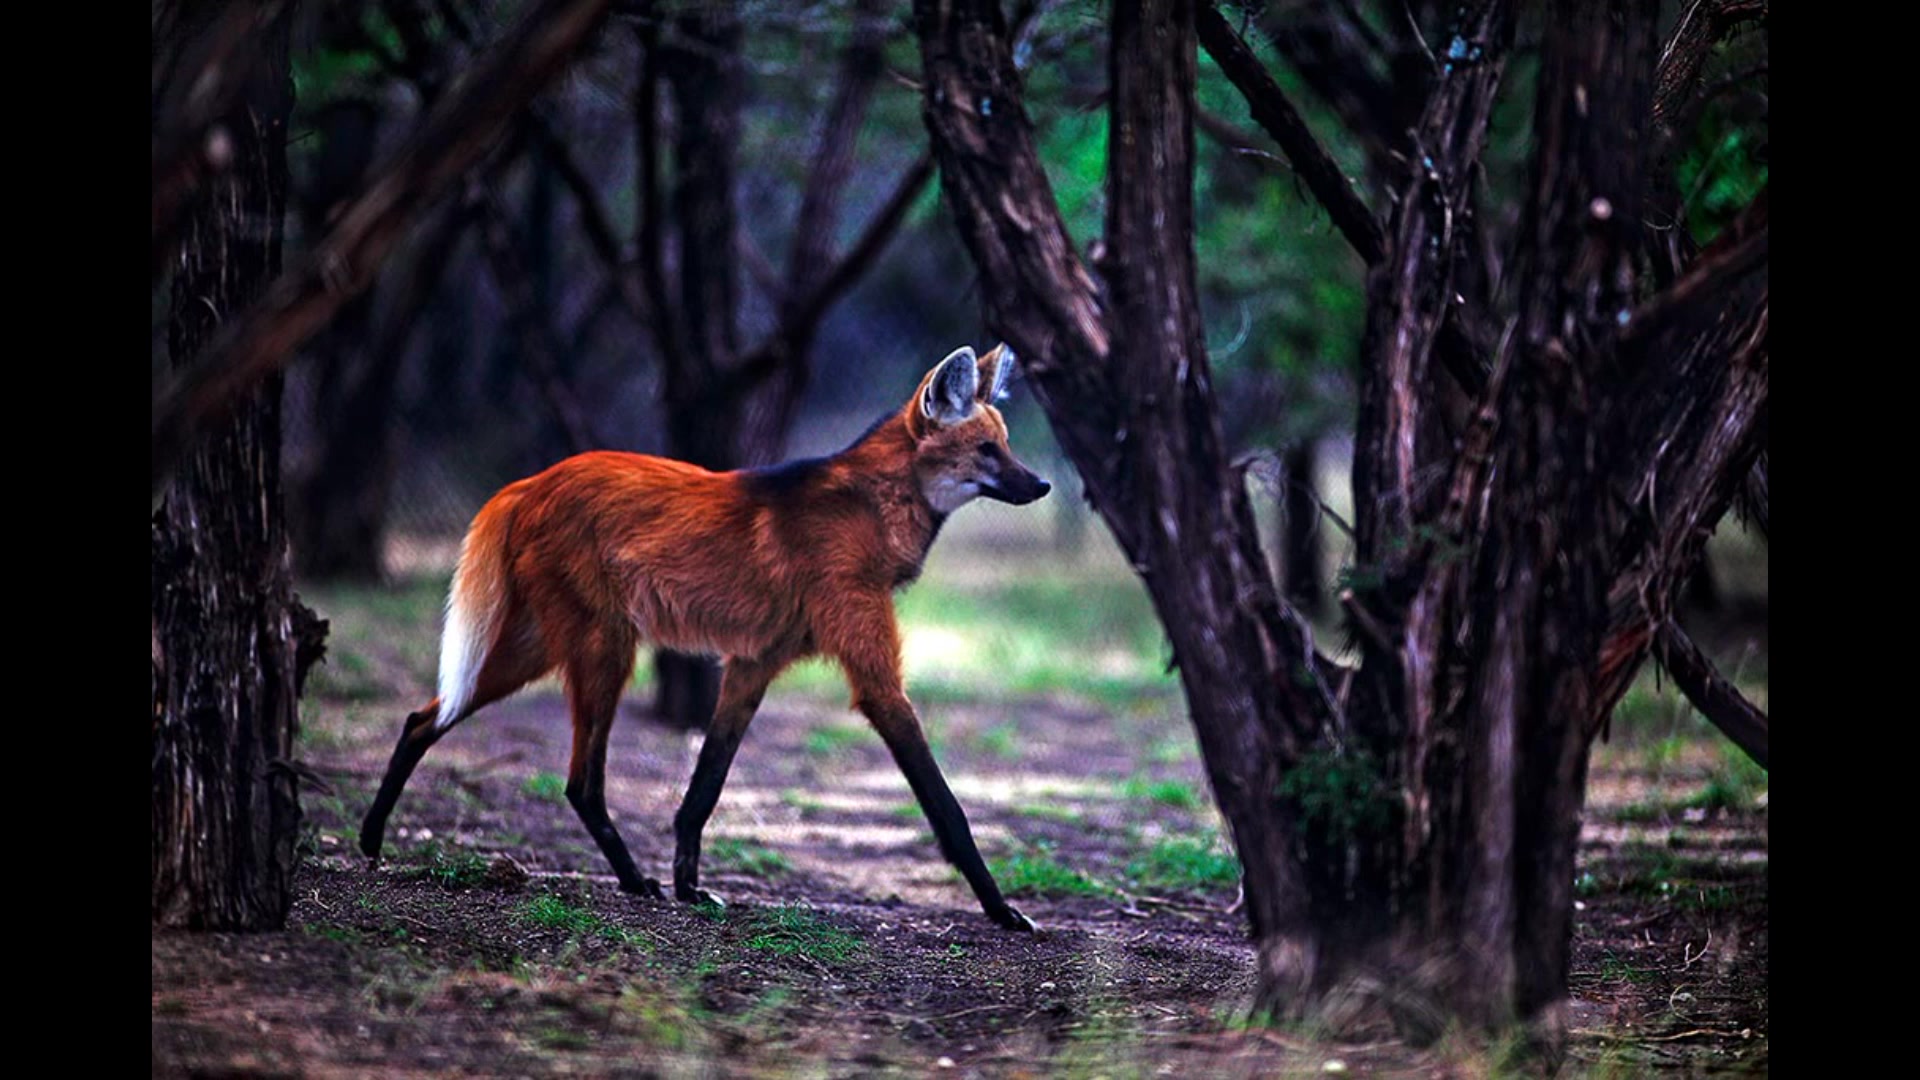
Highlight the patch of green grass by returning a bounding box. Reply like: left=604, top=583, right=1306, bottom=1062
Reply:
left=1015, top=802, right=1086, bottom=825
left=301, top=922, right=364, bottom=945
left=521, top=772, right=568, bottom=802
left=1686, top=750, right=1767, bottom=813
left=1125, top=834, right=1240, bottom=893
left=707, top=837, right=791, bottom=879
left=406, top=840, right=491, bottom=889
left=1592, top=951, right=1657, bottom=985
left=741, top=906, right=863, bottom=964
left=1146, top=735, right=1195, bottom=765
left=535, top=1026, right=593, bottom=1051
left=890, top=801, right=923, bottom=820
left=804, top=723, right=868, bottom=757
left=974, top=722, right=1022, bottom=760
left=1120, top=775, right=1202, bottom=811
left=612, top=983, right=708, bottom=1052
left=1676, top=884, right=1741, bottom=912
left=988, top=844, right=1114, bottom=899
left=779, top=789, right=826, bottom=815
left=515, top=894, right=651, bottom=949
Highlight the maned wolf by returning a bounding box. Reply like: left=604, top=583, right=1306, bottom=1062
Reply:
left=360, top=343, right=1052, bottom=931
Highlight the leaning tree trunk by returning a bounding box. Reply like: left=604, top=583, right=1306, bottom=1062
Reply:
left=152, top=1, right=323, bottom=930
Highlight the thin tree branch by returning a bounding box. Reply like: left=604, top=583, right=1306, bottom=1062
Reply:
left=633, top=12, right=682, bottom=372
left=1620, top=186, right=1767, bottom=349
left=1654, top=0, right=1767, bottom=127
left=1739, top=450, right=1767, bottom=538
left=1260, top=0, right=1402, bottom=181
left=474, top=183, right=603, bottom=454
left=522, top=110, right=652, bottom=325
left=1197, top=2, right=1384, bottom=265
left=151, top=0, right=615, bottom=495
left=734, top=155, right=935, bottom=385
left=1195, top=108, right=1291, bottom=173
left=1653, top=619, right=1767, bottom=768
left=784, top=0, right=890, bottom=311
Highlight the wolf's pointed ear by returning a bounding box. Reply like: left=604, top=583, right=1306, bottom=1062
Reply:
left=975, top=343, right=1016, bottom=403
left=921, top=345, right=979, bottom=425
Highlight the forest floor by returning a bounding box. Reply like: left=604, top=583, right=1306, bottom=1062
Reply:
left=153, top=542, right=1768, bottom=1078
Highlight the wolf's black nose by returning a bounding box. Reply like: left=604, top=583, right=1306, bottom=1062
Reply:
left=1036, top=478, right=1052, bottom=497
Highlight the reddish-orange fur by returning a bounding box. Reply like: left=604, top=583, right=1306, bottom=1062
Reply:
left=360, top=344, right=1050, bottom=931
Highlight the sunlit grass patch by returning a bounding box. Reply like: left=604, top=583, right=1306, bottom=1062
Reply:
left=988, top=843, right=1114, bottom=899
left=1125, top=834, right=1240, bottom=893
left=707, top=837, right=791, bottom=879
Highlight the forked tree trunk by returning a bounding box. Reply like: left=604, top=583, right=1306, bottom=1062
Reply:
left=915, top=0, right=1766, bottom=1055
left=152, top=1, right=324, bottom=930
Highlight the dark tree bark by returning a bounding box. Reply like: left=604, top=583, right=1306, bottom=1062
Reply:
left=917, top=0, right=1334, bottom=1003
left=916, top=0, right=1765, bottom=1055
left=290, top=99, right=389, bottom=581
left=153, top=1, right=326, bottom=930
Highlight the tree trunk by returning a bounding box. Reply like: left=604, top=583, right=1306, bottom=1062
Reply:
left=916, top=0, right=1763, bottom=1056
left=290, top=100, right=390, bottom=581
left=152, top=1, right=324, bottom=930
left=648, top=2, right=747, bottom=730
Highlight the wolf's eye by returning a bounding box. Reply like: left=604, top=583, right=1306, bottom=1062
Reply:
left=977, top=442, right=998, bottom=457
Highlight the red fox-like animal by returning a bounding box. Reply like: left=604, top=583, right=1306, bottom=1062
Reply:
left=360, top=343, right=1051, bottom=931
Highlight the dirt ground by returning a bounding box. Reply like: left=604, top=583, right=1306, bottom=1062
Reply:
left=153, top=669, right=1767, bottom=1077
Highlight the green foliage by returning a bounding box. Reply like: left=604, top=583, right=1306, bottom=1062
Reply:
left=1677, top=109, right=1768, bottom=247
left=1277, top=745, right=1392, bottom=846
left=741, top=906, right=863, bottom=964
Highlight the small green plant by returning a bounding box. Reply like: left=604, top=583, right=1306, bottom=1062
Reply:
left=521, top=772, right=568, bottom=802
left=779, top=789, right=826, bottom=815
left=1015, top=802, right=1085, bottom=825
left=1687, top=750, right=1767, bottom=813
left=1147, top=735, right=1195, bottom=765
left=1120, top=776, right=1201, bottom=810
left=742, top=906, right=863, bottom=963
left=975, top=722, right=1021, bottom=760
left=408, top=840, right=491, bottom=889
left=707, top=837, right=791, bottom=879
left=1125, top=835, right=1240, bottom=892
left=515, top=894, right=651, bottom=949
left=988, top=844, right=1113, bottom=899
left=804, top=723, right=867, bottom=757
left=1276, top=745, right=1391, bottom=846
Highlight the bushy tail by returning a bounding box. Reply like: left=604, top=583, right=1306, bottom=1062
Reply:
left=435, top=491, right=520, bottom=730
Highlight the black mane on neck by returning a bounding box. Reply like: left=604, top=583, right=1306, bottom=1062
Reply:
left=739, top=408, right=900, bottom=500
